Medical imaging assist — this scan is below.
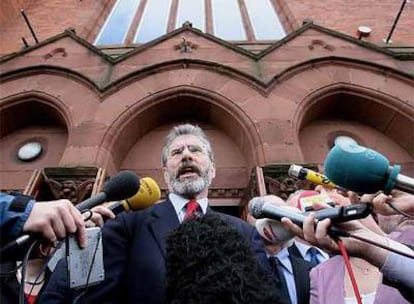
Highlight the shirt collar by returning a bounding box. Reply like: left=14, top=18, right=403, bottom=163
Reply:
left=294, top=240, right=329, bottom=260
left=169, top=193, right=208, bottom=215
left=273, top=247, right=293, bottom=274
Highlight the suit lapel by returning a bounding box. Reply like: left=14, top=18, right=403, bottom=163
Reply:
left=148, top=199, right=180, bottom=260
left=288, top=244, right=315, bottom=304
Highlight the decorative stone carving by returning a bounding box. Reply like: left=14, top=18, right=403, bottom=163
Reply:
left=25, top=167, right=105, bottom=206
left=174, top=37, right=198, bottom=53
left=42, top=178, right=95, bottom=204
left=43, top=47, right=67, bottom=59
left=308, top=39, right=335, bottom=51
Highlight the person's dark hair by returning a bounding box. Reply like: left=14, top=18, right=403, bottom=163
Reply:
left=165, top=214, right=283, bottom=304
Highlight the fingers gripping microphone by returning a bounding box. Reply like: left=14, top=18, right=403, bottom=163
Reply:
left=248, top=197, right=371, bottom=226
left=109, top=177, right=161, bottom=214
left=324, top=137, right=414, bottom=194
left=0, top=171, right=140, bottom=261
left=249, top=198, right=307, bottom=226
left=76, top=170, right=140, bottom=211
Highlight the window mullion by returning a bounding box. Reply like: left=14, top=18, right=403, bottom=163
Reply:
left=205, top=0, right=213, bottom=35
left=124, top=0, right=148, bottom=45
left=237, top=0, right=255, bottom=41
left=168, top=0, right=179, bottom=32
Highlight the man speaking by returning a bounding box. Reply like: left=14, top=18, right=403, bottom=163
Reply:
left=41, top=124, right=272, bottom=304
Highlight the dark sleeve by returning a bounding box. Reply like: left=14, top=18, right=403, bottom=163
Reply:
left=38, top=259, right=78, bottom=304
left=382, top=277, right=414, bottom=303
left=381, top=251, right=414, bottom=303
left=245, top=223, right=272, bottom=273
left=221, top=214, right=271, bottom=273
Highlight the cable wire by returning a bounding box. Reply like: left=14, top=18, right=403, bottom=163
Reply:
left=337, top=240, right=362, bottom=304
left=18, top=240, right=38, bottom=304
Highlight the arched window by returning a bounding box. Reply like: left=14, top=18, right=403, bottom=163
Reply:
left=95, top=0, right=286, bottom=45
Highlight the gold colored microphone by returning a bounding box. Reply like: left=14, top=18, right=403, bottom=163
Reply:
left=109, top=177, right=161, bottom=213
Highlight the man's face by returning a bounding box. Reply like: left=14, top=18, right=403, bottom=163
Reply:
left=163, top=134, right=215, bottom=198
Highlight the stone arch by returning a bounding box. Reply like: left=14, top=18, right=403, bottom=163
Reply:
left=294, top=83, right=414, bottom=170
left=96, top=86, right=264, bottom=191
left=0, top=91, right=71, bottom=189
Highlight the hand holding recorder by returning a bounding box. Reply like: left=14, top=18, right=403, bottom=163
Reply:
left=248, top=197, right=371, bottom=227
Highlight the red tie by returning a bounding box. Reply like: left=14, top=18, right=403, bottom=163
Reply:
left=183, top=200, right=201, bottom=222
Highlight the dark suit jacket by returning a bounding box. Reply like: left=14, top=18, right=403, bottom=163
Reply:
left=40, top=199, right=269, bottom=304
left=287, top=243, right=316, bottom=304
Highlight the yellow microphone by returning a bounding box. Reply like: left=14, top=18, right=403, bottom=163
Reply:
left=110, top=177, right=161, bottom=214
left=288, top=164, right=347, bottom=192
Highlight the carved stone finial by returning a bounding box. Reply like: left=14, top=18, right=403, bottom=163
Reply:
left=182, top=21, right=193, bottom=28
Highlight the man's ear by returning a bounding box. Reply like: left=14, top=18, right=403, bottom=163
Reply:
left=210, top=163, right=216, bottom=179
left=163, top=167, right=169, bottom=184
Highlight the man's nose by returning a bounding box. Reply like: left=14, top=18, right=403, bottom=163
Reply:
left=181, top=146, right=193, bottom=159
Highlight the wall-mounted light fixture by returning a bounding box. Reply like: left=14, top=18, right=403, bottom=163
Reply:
left=357, top=26, right=372, bottom=40
left=17, top=142, right=43, bottom=161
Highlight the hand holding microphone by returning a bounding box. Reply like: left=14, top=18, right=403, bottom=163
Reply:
left=0, top=170, right=140, bottom=261
left=84, top=177, right=161, bottom=227
left=249, top=197, right=371, bottom=228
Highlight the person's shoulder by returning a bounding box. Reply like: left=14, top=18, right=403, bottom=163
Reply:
left=311, top=254, right=342, bottom=274
left=214, top=212, right=253, bottom=231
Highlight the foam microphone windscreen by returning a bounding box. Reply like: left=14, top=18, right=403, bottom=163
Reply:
left=324, top=136, right=391, bottom=193
left=124, top=177, right=161, bottom=210
left=104, top=170, right=141, bottom=201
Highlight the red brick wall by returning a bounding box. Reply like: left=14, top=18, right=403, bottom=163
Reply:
left=0, top=0, right=115, bottom=55
left=281, top=0, right=414, bottom=45
left=1, top=0, right=413, bottom=55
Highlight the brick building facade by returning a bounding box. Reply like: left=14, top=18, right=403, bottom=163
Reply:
left=1, top=0, right=413, bottom=211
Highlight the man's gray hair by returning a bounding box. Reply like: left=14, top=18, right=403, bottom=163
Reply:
left=162, top=124, right=214, bottom=166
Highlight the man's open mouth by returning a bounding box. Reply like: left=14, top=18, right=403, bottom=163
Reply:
left=177, top=164, right=200, bottom=178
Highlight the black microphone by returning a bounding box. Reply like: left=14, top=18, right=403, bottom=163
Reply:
left=248, top=198, right=371, bottom=226
left=76, top=170, right=140, bottom=211
left=0, top=171, right=140, bottom=260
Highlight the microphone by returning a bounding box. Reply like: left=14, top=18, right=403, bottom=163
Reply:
left=248, top=197, right=371, bottom=226
left=288, top=164, right=347, bottom=192
left=76, top=170, right=140, bottom=211
left=249, top=198, right=307, bottom=226
left=0, top=170, right=140, bottom=260
left=324, top=136, right=414, bottom=194
left=109, top=177, right=161, bottom=214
